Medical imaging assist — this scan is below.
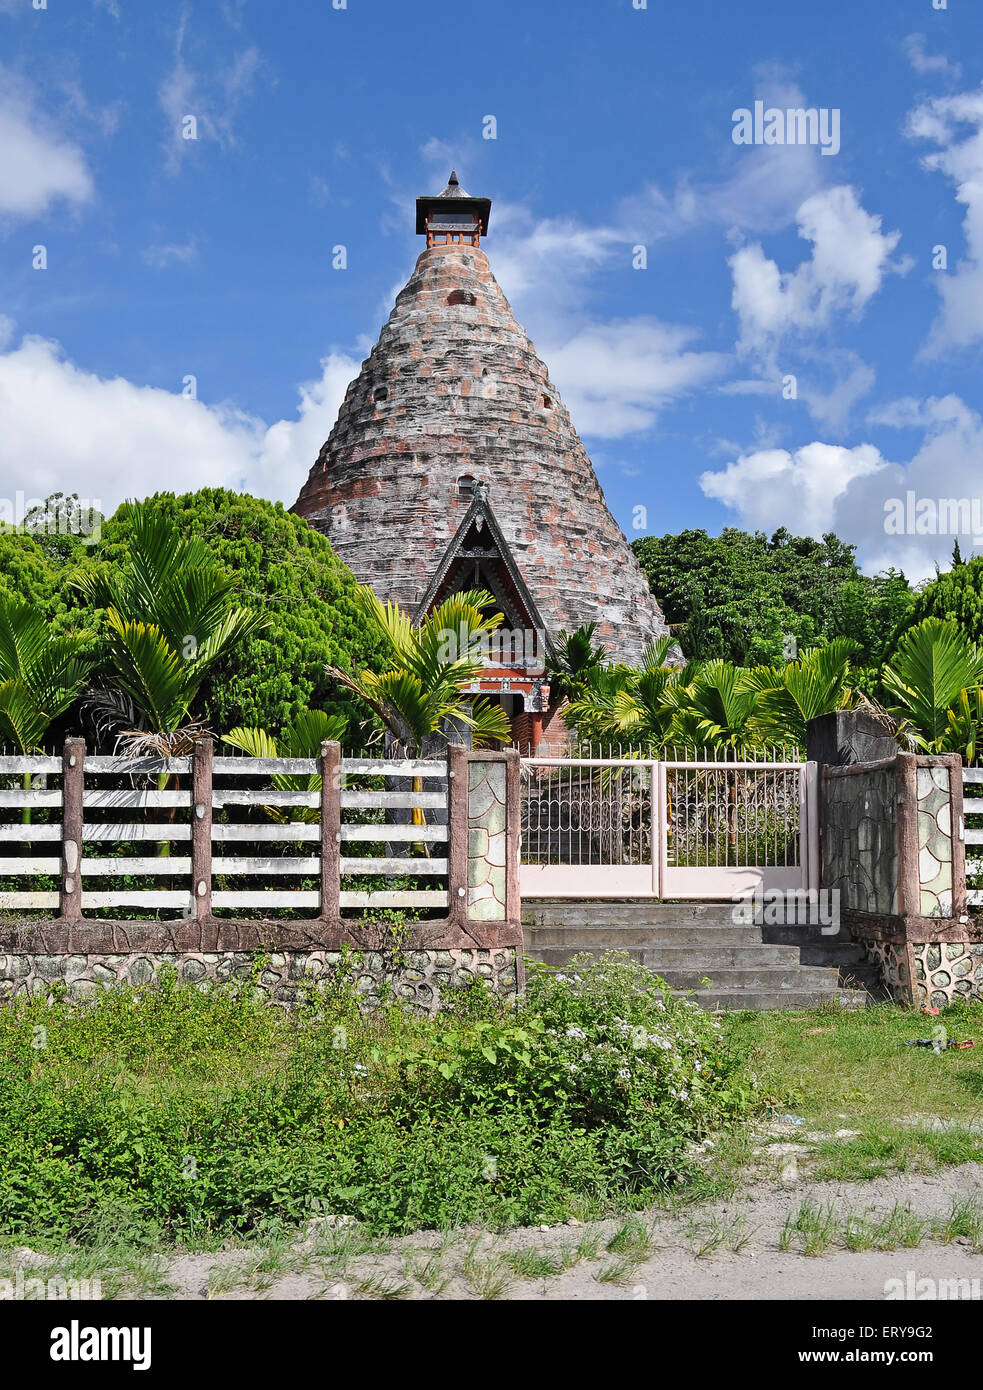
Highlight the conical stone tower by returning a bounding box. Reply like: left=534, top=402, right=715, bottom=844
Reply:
left=293, top=172, right=669, bottom=675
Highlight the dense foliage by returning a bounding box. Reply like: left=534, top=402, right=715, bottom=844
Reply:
left=0, top=955, right=749, bottom=1239
left=86, top=490, right=385, bottom=736
left=906, top=552, right=983, bottom=644
left=632, top=527, right=915, bottom=670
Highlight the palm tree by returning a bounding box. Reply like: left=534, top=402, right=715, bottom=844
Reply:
left=666, top=660, right=763, bottom=855
left=0, top=594, right=92, bottom=826
left=668, top=659, right=759, bottom=754
left=75, top=503, right=268, bottom=852
left=565, top=638, right=688, bottom=750
left=75, top=503, right=268, bottom=753
left=327, top=585, right=512, bottom=756
left=744, top=638, right=859, bottom=750
left=327, top=586, right=512, bottom=834
left=881, top=618, right=983, bottom=754
left=222, top=709, right=347, bottom=825
left=546, top=623, right=609, bottom=706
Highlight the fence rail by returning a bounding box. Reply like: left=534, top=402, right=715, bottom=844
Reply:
left=0, top=738, right=452, bottom=920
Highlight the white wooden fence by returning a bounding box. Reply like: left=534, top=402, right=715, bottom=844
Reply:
left=962, top=764, right=983, bottom=908
left=0, top=740, right=450, bottom=918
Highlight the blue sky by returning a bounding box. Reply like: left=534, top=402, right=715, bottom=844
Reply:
left=1, top=0, right=982, bottom=580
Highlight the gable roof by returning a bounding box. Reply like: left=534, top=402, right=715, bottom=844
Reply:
left=412, top=484, right=556, bottom=660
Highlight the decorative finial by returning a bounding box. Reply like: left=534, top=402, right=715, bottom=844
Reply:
left=448, top=169, right=459, bottom=187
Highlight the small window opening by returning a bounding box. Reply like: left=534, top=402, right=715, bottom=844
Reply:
left=541, top=394, right=552, bottom=408
left=458, top=474, right=476, bottom=499
left=447, top=290, right=477, bottom=306
left=373, top=385, right=388, bottom=403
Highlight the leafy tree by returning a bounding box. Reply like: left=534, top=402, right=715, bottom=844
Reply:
left=19, top=492, right=104, bottom=565
left=632, top=527, right=914, bottom=668
left=85, top=490, right=385, bottom=736
left=904, top=553, right=983, bottom=644
left=827, top=570, right=916, bottom=671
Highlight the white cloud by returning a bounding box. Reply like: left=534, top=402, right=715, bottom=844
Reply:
left=907, top=86, right=983, bottom=353
left=730, top=186, right=909, bottom=354
left=541, top=319, right=725, bottom=438
left=141, top=237, right=199, bottom=270
left=904, top=33, right=961, bottom=82
left=159, top=14, right=261, bottom=173
left=700, top=441, right=886, bottom=535
left=701, top=396, right=983, bottom=580
left=0, top=64, right=94, bottom=221
left=799, top=355, right=877, bottom=434
left=490, top=203, right=620, bottom=319
left=620, top=72, right=832, bottom=243
left=485, top=205, right=723, bottom=438
left=0, top=323, right=359, bottom=516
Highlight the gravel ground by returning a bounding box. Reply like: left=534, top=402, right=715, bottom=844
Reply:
left=65, top=1161, right=983, bottom=1301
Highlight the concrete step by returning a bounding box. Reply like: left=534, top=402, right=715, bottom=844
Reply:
left=676, top=989, right=868, bottom=1012
left=523, top=901, right=739, bottom=927
left=520, top=899, right=882, bottom=1007
left=526, top=939, right=803, bottom=968
left=525, top=925, right=789, bottom=950
left=526, top=948, right=841, bottom=990
left=796, top=943, right=867, bottom=966
left=654, top=966, right=842, bottom=992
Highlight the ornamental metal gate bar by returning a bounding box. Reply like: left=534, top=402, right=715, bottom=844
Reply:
left=518, top=757, right=819, bottom=900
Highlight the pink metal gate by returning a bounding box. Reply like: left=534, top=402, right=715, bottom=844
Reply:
left=519, top=756, right=819, bottom=900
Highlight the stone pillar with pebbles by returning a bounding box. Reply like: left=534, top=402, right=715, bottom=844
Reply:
left=811, top=710, right=980, bottom=1007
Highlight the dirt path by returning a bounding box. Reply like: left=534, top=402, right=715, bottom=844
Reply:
left=43, top=1162, right=978, bottom=1301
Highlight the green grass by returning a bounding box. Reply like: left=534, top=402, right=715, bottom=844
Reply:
left=933, top=1198, right=983, bottom=1250
left=782, top=1199, right=927, bottom=1256
left=714, top=999, right=983, bottom=1180
left=504, top=1249, right=562, bottom=1279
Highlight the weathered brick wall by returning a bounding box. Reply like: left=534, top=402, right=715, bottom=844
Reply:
left=292, top=243, right=669, bottom=665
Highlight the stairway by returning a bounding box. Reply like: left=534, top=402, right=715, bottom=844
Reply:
left=521, top=900, right=884, bottom=1011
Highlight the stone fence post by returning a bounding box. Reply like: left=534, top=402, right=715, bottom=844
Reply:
left=191, top=736, right=213, bottom=921
left=808, top=712, right=977, bottom=1006
left=319, top=740, right=341, bottom=925
left=58, top=737, right=84, bottom=923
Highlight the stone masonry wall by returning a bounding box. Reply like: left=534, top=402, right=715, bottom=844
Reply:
left=292, top=243, right=669, bottom=666
left=0, top=947, right=519, bottom=1013
left=823, top=764, right=899, bottom=915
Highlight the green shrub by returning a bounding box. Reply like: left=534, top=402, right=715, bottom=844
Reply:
left=0, top=953, right=749, bottom=1240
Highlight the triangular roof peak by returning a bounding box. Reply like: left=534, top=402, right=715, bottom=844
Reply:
left=413, top=483, right=554, bottom=659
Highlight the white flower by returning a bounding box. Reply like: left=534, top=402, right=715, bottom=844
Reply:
left=565, top=1026, right=587, bottom=1040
